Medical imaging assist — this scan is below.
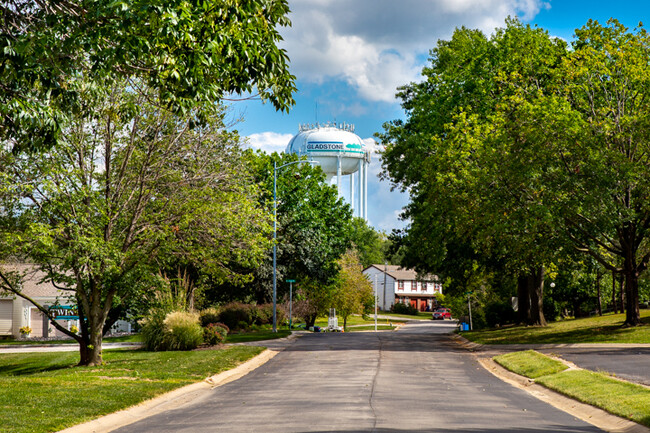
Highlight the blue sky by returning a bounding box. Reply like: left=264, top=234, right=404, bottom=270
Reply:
left=230, top=0, right=649, bottom=232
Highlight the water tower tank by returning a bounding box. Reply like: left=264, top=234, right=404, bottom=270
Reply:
left=286, top=122, right=369, bottom=220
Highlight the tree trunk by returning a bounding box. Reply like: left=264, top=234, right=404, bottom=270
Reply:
left=527, top=267, right=547, bottom=327
left=305, top=314, right=317, bottom=329
left=611, top=271, right=617, bottom=313
left=619, top=274, right=625, bottom=314
left=517, top=275, right=530, bottom=325
left=596, top=270, right=602, bottom=316
left=623, top=255, right=641, bottom=326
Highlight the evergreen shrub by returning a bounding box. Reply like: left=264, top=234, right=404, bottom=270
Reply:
left=391, top=302, right=419, bottom=315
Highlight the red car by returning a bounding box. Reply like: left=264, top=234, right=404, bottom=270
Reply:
left=432, top=308, right=452, bottom=320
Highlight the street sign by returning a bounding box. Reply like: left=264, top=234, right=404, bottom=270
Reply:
left=286, top=279, right=296, bottom=283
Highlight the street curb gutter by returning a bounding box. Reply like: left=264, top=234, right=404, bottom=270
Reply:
left=479, top=358, right=650, bottom=433
left=57, top=348, right=279, bottom=433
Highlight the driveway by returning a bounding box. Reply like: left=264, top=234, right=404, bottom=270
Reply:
left=112, top=321, right=604, bottom=433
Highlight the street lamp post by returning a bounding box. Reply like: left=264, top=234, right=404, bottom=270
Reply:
left=273, top=159, right=318, bottom=332
left=467, top=291, right=473, bottom=331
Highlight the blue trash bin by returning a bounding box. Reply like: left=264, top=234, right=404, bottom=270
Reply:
left=461, top=322, right=469, bottom=331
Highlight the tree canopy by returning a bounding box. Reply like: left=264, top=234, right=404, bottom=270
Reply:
left=0, top=81, right=268, bottom=365
left=380, top=18, right=650, bottom=327
left=0, top=0, right=296, bottom=152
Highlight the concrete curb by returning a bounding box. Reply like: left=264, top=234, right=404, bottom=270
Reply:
left=57, top=348, right=279, bottom=433
left=479, top=358, right=650, bottom=433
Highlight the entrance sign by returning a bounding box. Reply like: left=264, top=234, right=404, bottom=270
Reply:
left=49, top=305, right=78, bottom=320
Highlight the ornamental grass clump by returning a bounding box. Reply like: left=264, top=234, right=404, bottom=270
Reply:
left=141, top=310, right=204, bottom=351
left=162, top=311, right=204, bottom=351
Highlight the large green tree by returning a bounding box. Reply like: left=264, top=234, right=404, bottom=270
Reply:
left=379, top=20, right=568, bottom=326
left=381, top=18, right=650, bottom=327
left=524, top=19, right=650, bottom=326
left=202, top=151, right=354, bottom=306
left=0, top=81, right=269, bottom=365
left=0, top=0, right=296, bottom=152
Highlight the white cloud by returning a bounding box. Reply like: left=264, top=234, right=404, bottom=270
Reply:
left=282, top=0, right=549, bottom=103
left=246, top=132, right=294, bottom=154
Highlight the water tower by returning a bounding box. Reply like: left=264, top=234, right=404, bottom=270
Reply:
left=286, top=122, right=369, bottom=220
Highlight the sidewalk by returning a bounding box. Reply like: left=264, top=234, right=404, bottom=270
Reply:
left=0, top=342, right=142, bottom=353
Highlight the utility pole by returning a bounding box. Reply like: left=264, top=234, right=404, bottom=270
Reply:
left=383, top=261, right=388, bottom=311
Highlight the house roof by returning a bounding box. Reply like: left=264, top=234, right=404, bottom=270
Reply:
left=0, top=263, right=69, bottom=299
left=364, top=264, right=438, bottom=282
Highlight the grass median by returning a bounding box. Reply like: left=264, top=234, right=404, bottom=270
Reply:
left=0, top=346, right=264, bottom=433
left=463, top=310, right=650, bottom=345
left=494, top=350, right=650, bottom=427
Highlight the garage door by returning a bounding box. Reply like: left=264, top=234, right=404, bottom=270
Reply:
left=0, top=300, right=13, bottom=335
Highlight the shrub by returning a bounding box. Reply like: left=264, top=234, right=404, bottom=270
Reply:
left=162, top=311, right=204, bottom=350
left=485, top=300, right=517, bottom=328
left=391, top=302, right=419, bottom=315
left=218, top=303, right=253, bottom=329
left=543, top=297, right=561, bottom=322
left=204, top=322, right=229, bottom=345
left=254, top=304, right=273, bottom=325
left=140, top=310, right=167, bottom=351
left=199, top=308, right=221, bottom=327
left=140, top=310, right=203, bottom=351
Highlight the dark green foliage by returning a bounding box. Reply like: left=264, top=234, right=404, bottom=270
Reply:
left=543, top=297, right=561, bottom=322
left=0, top=0, right=296, bottom=152
left=218, top=303, right=253, bottom=330
left=199, top=308, right=221, bottom=328
left=485, top=300, right=517, bottom=328
left=140, top=310, right=167, bottom=352
left=391, top=302, right=419, bottom=316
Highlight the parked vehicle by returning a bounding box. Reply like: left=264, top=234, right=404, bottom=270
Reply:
left=432, top=308, right=452, bottom=320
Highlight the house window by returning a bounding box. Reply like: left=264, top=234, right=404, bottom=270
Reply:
left=421, top=282, right=427, bottom=292
left=411, top=280, right=417, bottom=291
left=398, top=280, right=404, bottom=291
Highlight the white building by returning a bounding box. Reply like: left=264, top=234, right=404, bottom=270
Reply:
left=0, top=263, right=132, bottom=339
left=363, top=264, right=443, bottom=312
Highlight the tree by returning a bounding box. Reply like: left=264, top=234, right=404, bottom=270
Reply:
left=533, top=19, right=650, bottom=326
left=0, top=0, right=296, bottom=152
left=379, top=20, right=568, bottom=326
left=292, top=277, right=334, bottom=329
left=248, top=151, right=354, bottom=303
left=332, top=249, right=374, bottom=330
left=0, top=81, right=269, bottom=365
left=348, top=218, right=390, bottom=268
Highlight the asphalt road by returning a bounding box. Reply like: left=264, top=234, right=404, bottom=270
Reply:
left=539, top=346, right=650, bottom=386
left=113, top=321, right=604, bottom=433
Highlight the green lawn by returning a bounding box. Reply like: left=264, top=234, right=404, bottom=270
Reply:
left=462, top=310, right=650, bottom=344
left=379, top=311, right=432, bottom=321
left=0, top=346, right=264, bottom=433
left=225, top=330, right=291, bottom=343
left=494, top=350, right=650, bottom=427
left=494, top=350, right=567, bottom=378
